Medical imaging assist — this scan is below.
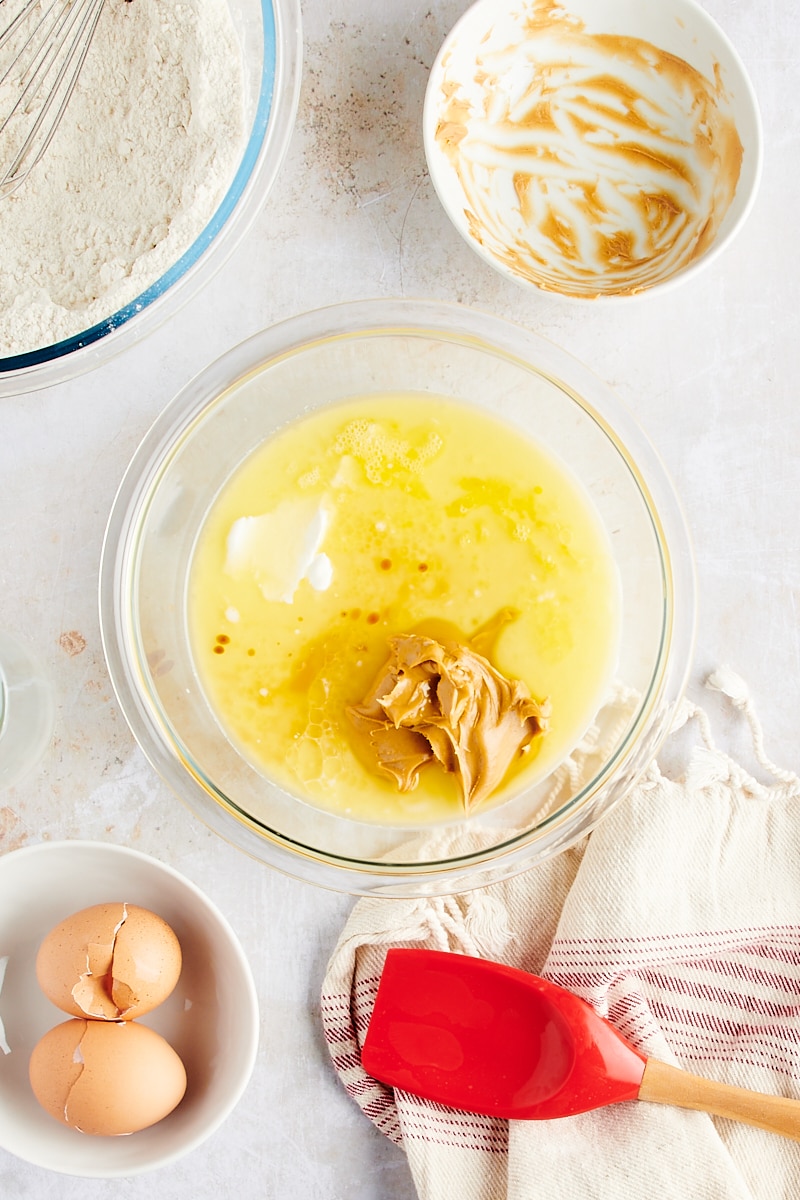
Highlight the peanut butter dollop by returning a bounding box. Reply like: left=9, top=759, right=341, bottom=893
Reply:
left=347, top=633, right=550, bottom=810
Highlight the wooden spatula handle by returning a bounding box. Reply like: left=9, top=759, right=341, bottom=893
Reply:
left=639, top=1058, right=800, bottom=1142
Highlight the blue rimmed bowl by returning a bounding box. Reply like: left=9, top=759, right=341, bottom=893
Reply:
left=0, top=0, right=301, bottom=397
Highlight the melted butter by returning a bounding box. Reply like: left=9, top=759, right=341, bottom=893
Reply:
left=188, top=394, right=620, bottom=825
left=434, top=0, right=744, bottom=296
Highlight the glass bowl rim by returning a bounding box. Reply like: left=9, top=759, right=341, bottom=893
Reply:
left=99, top=297, right=697, bottom=895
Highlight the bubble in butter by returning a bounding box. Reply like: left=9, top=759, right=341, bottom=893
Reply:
left=29, top=1019, right=187, bottom=1136
left=36, top=903, right=182, bottom=1021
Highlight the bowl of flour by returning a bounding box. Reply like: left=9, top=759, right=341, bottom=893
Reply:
left=0, top=0, right=301, bottom=395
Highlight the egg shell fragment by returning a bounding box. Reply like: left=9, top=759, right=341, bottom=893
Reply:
left=29, top=1018, right=187, bottom=1136
left=35, top=902, right=182, bottom=1020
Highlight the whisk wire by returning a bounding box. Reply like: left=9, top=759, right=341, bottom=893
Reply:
left=2, top=1, right=85, bottom=126
left=0, top=0, right=107, bottom=196
left=0, top=1, right=38, bottom=58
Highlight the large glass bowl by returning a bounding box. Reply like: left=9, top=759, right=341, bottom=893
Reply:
left=99, top=299, right=695, bottom=896
left=0, top=0, right=301, bottom=398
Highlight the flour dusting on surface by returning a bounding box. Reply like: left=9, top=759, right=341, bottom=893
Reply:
left=0, top=0, right=247, bottom=357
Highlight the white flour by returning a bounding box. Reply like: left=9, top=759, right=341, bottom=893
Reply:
left=0, top=0, right=247, bottom=357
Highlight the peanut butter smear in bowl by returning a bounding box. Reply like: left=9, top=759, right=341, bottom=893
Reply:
left=348, top=623, right=551, bottom=812
left=424, top=0, right=762, bottom=298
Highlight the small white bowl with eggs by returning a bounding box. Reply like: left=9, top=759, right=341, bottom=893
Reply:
left=0, top=841, right=259, bottom=1177
left=423, top=0, right=762, bottom=298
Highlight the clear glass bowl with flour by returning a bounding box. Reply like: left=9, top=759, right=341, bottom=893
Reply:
left=0, top=0, right=301, bottom=396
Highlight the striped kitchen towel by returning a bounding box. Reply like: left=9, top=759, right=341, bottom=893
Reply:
left=321, top=670, right=800, bottom=1200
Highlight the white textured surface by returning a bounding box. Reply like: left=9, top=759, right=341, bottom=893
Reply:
left=1, top=0, right=798, bottom=1195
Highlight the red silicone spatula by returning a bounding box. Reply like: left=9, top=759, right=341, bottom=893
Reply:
left=361, top=949, right=800, bottom=1140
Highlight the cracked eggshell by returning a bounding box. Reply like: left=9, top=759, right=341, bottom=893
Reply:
left=35, top=902, right=182, bottom=1020
left=29, top=1019, right=187, bottom=1136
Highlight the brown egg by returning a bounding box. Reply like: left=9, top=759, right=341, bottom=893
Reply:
left=29, top=1019, right=187, bottom=1136
left=36, top=902, right=182, bottom=1020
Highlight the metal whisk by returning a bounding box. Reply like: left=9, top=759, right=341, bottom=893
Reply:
left=0, top=0, right=107, bottom=197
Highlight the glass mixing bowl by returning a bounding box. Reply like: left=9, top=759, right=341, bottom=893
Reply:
left=99, top=299, right=695, bottom=896
left=0, top=0, right=301, bottom=397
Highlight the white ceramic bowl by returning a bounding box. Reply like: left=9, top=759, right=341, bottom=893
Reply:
left=423, top=0, right=762, bottom=298
left=0, top=841, right=259, bottom=1177
left=0, top=0, right=301, bottom=397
